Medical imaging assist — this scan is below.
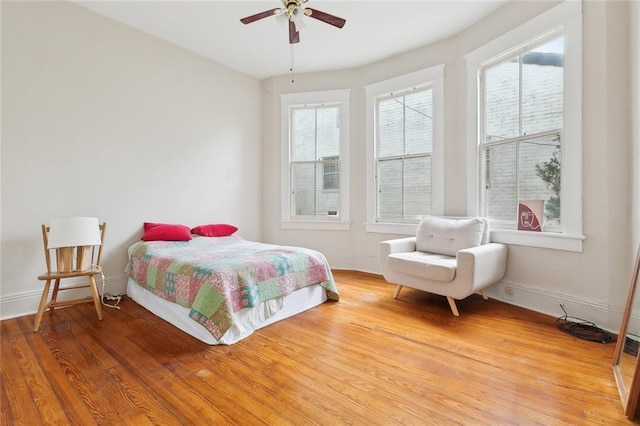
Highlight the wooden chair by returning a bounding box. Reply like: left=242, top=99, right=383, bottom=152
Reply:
left=33, top=220, right=106, bottom=332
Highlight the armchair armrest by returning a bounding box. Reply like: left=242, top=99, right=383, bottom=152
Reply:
left=379, top=237, right=417, bottom=277
left=456, top=243, right=508, bottom=289
left=380, top=237, right=417, bottom=257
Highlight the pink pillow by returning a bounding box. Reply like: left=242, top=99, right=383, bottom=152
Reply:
left=141, top=222, right=192, bottom=241
left=191, top=224, right=238, bottom=237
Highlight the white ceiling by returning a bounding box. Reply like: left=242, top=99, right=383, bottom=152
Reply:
left=75, top=0, right=509, bottom=80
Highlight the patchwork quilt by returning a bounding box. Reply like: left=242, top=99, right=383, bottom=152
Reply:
left=127, top=236, right=338, bottom=340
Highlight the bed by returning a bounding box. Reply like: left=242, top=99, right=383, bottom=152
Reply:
left=126, top=235, right=339, bottom=345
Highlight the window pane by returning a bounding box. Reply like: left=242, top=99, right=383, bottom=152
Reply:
left=518, top=135, right=561, bottom=227
left=291, top=163, right=316, bottom=216
left=522, top=36, right=564, bottom=135
left=405, top=90, right=433, bottom=155
left=377, top=97, right=404, bottom=157
left=291, top=108, right=316, bottom=161
left=377, top=156, right=430, bottom=222
left=291, top=163, right=340, bottom=217
left=377, top=159, right=403, bottom=222
left=403, top=156, right=431, bottom=221
left=316, top=107, right=340, bottom=159
left=377, top=90, right=432, bottom=158
left=485, top=59, right=520, bottom=141
left=484, top=143, right=517, bottom=222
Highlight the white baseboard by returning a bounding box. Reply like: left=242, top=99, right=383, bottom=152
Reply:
left=486, top=279, right=619, bottom=334
left=328, top=255, right=381, bottom=275
left=0, top=274, right=128, bottom=321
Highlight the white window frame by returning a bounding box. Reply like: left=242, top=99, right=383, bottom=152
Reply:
left=365, top=65, right=445, bottom=235
left=280, top=89, right=351, bottom=231
left=465, top=0, right=584, bottom=252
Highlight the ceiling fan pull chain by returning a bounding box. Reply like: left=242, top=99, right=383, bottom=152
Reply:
left=290, top=44, right=295, bottom=83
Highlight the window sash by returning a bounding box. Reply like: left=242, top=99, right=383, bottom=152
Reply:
left=290, top=160, right=341, bottom=219
left=480, top=130, right=562, bottom=232
left=480, top=33, right=564, bottom=142
left=376, top=153, right=432, bottom=223
left=290, top=105, right=340, bottom=162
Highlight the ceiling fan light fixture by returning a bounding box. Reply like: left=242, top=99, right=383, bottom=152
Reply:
left=290, top=8, right=306, bottom=31
left=240, top=0, right=345, bottom=44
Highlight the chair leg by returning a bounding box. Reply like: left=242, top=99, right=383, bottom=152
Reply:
left=34, top=280, right=52, bottom=332
left=88, top=276, right=104, bottom=321
left=446, top=297, right=460, bottom=317
left=49, top=279, right=61, bottom=313
left=481, top=289, right=488, bottom=300
left=393, top=285, right=403, bottom=299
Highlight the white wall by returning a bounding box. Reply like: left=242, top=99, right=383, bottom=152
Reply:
left=0, top=1, right=262, bottom=318
left=261, top=0, right=635, bottom=331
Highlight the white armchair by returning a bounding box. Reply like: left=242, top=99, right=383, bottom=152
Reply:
left=380, top=216, right=508, bottom=316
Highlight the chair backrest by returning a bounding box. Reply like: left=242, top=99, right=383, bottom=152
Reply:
left=416, top=216, right=489, bottom=256
left=42, top=222, right=106, bottom=273
left=442, top=216, right=490, bottom=244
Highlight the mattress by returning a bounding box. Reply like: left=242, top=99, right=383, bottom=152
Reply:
left=127, top=277, right=328, bottom=345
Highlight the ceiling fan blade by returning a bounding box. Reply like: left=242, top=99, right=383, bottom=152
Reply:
left=289, top=20, right=300, bottom=44
left=240, top=9, right=280, bottom=25
left=304, top=8, right=346, bottom=29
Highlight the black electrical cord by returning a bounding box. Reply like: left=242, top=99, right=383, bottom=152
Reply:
left=556, top=304, right=614, bottom=344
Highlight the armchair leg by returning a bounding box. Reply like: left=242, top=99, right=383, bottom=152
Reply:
left=446, top=297, right=460, bottom=317
left=481, top=289, right=488, bottom=300
left=393, top=285, right=403, bottom=299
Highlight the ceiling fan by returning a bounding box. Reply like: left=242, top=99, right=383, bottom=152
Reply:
left=240, top=0, right=346, bottom=44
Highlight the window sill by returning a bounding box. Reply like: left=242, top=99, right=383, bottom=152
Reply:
left=490, top=229, right=585, bottom=252
left=280, top=220, right=351, bottom=231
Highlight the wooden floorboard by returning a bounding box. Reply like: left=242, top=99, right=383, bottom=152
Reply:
left=1, top=270, right=638, bottom=425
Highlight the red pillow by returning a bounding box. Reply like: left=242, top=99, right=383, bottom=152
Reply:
left=144, top=222, right=161, bottom=231
left=141, top=222, right=192, bottom=241
left=191, top=224, right=238, bottom=237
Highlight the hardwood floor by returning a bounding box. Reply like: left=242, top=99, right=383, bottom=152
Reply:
left=1, top=270, right=638, bottom=425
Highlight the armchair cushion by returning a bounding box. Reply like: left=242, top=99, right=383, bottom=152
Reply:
left=416, top=216, right=486, bottom=256
left=387, top=252, right=457, bottom=282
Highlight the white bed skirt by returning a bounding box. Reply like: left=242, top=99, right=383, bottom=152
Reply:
left=126, top=277, right=328, bottom=345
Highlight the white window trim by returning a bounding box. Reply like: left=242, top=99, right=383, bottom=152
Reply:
left=365, top=65, right=445, bottom=235
left=465, top=0, right=584, bottom=252
left=280, top=89, right=351, bottom=231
